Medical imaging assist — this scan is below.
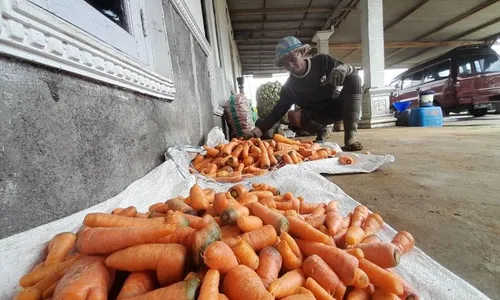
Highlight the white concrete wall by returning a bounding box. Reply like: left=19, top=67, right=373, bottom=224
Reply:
left=183, top=0, right=206, bottom=36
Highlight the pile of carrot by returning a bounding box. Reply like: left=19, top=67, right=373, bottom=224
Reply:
left=16, top=182, right=418, bottom=300
left=191, top=134, right=354, bottom=182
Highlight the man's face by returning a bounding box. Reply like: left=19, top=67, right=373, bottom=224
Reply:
left=283, top=54, right=307, bottom=75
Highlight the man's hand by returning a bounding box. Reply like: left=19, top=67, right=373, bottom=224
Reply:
left=322, top=68, right=347, bottom=87
left=242, top=127, right=262, bottom=140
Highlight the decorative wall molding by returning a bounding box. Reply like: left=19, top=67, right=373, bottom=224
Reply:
left=0, top=0, right=175, bottom=100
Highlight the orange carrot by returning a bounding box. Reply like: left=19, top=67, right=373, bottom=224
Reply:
left=219, top=293, right=230, bottom=300
left=309, top=149, right=329, bottom=161
left=248, top=190, right=275, bottom=200
left=76, top=225, right=177, bottom=254
left=53, top=256, right=114, bottom=300
left=229, top=184, right=249, bottom=199
left=222, top=141, right=238, bottom=157
left=339, top=155, right=354, bottom=165
left=304, top=206, right=326, bottom=229
left=276, top=232, right=303, bottom=270
left=299, top=202, right=324, bottom=214
left=240, top=194, right=259, bottom=206
left=83, top=213, right=167, bottom=228
left=223, top=225, right=277, bottom=251
left=221, top=201, right=250, bottom=225
left=149, top=202, right=164, bottom=212
left=190, top=183, right=209, bottom=211
left=45, top=232, right=76, bottom=266
left=220, top=225, right=242, bottom=239
left=388, top=270, right=419, bottom=300
left=237, top=215, right=263, bottom=232
left=284, top=209, right=301, bottom=218
left=346, top=248, right=365, bottom=259
left=259, top=196, right=277, bottom=208
left=42, top=280, right=58, bottom=299
left=353, top=268, right=370, bottom=289
left=227, top=156, right=239, bottom=169
left=184, top=272, right=199, bottom=281
left=242, top=142, right=250, bottom=158
left=156, top=244, right=188, bottom=286
left=247, top=202, right=289, bottom=235
left=283, top=153, right=294, bottom=164
left=362, top=234, right=382, bottom=244
left=188, top=220, right=221, bottom=267
left=391, top=231, right=415, bottom=255
left=326, top=210, right=344, bottom=236
left=295, top=239, right=358, bottom=285
left=334, top=281, right=347, bottom=300
left=298, top=147, right=314, bottom=158
left=343, top=213, right=352, bottom=229
left=268, top=147, right=278, bottom=165
left=126, top=278, right=201, bottom=300
left=242, top=156, right=255, bottom=166
left=185, top=214, right=211, bottom=230
left=259, top=141, right=271, bottom=169
left=232, top=145, right=244, bottom=159
left=350, top=205, right=369, bottom=228
left=346, top=286, right=372, bottom=300
left=362, top=213, right=384, bottom=236
left=358, top=258, right=404, bottom=295
left=268, top=269, right=305, bottom=298
left=165, top=211, right=189, bottom=228
left=198, top=269, right=220, bottom=300
left=117, top=206, right=138, bottom=217
left=117, top=271, right=158, bottom=299
left=287, top=216, right=332, bottom=245
left=203, top=241, right=238, bottom=274
left=223, top=265, right=273, bottom=300
left=17, top=260, right=72, bottom=299
left=19, top=255, right=81, bottom=288
left=273, top=133, right=300, bottom=145
left=281, top=290, right=315, bottom=300
left=302, top=254, right=340, bottom=294
left=148, top=212, right=167, bottom=218
left=356, top=242, right=400, bottom=268
left=305, top=277, right=334, bottom=300
left=275, top=198, right=300, bottom=211
left=346, top=226, right=366, bottom=246
left=166, top=197, right=197, bottom=215
left=152, top=203, right=170, bottom=214
left=372, top=287, right=399, bottom=300
left=231, top=240, right=260, bottom=270
left=255, top=246, right=282, bottom=289
left=213, top=192, right=230, bottom=215
left=154, top=227, right=195, bottom=244
left=334, top=228, right=347, bottom=249
left=204, top=146, right=220, bottom=157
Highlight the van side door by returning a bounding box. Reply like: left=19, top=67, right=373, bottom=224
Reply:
left=470, top=53, right=500, bottom=102
left=455, top=57, right=476, bottom=107
left=420, top=60, right=454, bottom=109
left=398, top=72, right=421, bottom=108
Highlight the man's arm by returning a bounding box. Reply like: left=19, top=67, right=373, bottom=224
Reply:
left=255, top=93, right=293, bottom=134
left=323, top=54, right=354, bottom=86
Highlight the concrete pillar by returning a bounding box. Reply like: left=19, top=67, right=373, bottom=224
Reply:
left=359, top=0, right=396, bottom=128
left=312, top=29, right=334, bottom=55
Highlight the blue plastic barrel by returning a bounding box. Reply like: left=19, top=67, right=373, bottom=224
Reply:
left=409, top=106, right=443, bottom=127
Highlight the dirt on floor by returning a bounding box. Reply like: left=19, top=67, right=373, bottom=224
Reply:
left=325, top=114, right=500, bottom=299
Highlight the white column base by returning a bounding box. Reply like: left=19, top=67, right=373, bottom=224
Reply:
left=359, top=87, right=396, bottom=129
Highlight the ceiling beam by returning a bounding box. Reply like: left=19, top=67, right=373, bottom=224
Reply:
left=386, top=0, right=500, bottom=60
left=230, top=7, right=331, bottom=15
left=330, top=40, right=484, bottom=51
left=296, top=0, right=316, bottom=36
left=332, top=0, right=360, bottom=28
left=383, top=0, right=430, bottom=32
left=234, top=28, right=318, bottom=35
left=232, top=20, right=323, bottom=25
left=321, top=0, right=350, bottom=30
left=236, top=38, right=312, bottom=43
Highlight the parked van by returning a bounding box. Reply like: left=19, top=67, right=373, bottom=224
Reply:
left=389, top=44, right=500, bottom=116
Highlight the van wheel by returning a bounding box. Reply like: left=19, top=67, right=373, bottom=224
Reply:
left=470, top=108, right=488, bottom=117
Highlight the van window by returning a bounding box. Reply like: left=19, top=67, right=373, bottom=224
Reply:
left=423, top=61, right=450, bottom=83
left=402, top=75, right=413, bottom=89
left=471, top=54, right=500, bottom=73
left=458, top=58, right=473, bottom=76
left=411, top=71, right=423, bottom=86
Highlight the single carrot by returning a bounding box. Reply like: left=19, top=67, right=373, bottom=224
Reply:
left=204, top=145, right=220, bottom=157
left=227, top=156, right=239, bottom=169
left=229, top=184, right=248, bottom=199
left=325, top=210, right=344, bottom=236
left=350, top=205, right=369, bottom=228
left=358, top=258, right=404, bottom=295
left=185, top=214, right=212, bottom=230
left=298, top=147, right=314, bottom=158
left=184, top=272, right=199, bottom=281
left=126, top=278, right=201, bottom=300
left=295, top=239, right=358, bottom=285
left=303, top=254, right=340, bottom=294
left=304, top=206, right=326, bottom=228
left=19, top=255, right=81, bottom=288
left=135, top=212, right=149, bottom=218
left=391, top=231, right=415, bottom=255
left=149, top=202, right=164, bottom=212
left=17, top=259, right=72, bottom=299
left=222, top=141, right=238, bottom=157
left=117, top=206, right=138, bottom=217
left=268, top=147, right=278, bottom=165
left=334, top=228, right=348, bottom=249
left=242, top=142, right=250, bottom=158
left=362, top=234, right=382, bottom=244
left=154, top=227, right=195, bottom=244
left=346, top=286, right=372, bottom=300
left=343, top=213, right=352, bottom=229
left=203, top=241, right=238, bottom=274
left=41, top=280, right=58, bottom=299
left=339, top=155, right=354, bottom=165
left=259, top=141, right=271, bottom=169
left=198, top=269, right=220, bottom=300
left=388, top=270, right=419, bottom=300
left=213, top=193, right=230, bottom=215
left=248, top=190, right=275, bottom=200
left=83, top=213, right=168, bottom=228
left=247, top=202, right=289, bottom=235
left=346, top=226, right=366, bottom=246
left=76, top=225, right=177, bottom=254
left=190, top=183, right=209, bottom=211
left=334, top=281, right=347, bottom=300
left=232, top=144, right=244, bottom=158
left=166, top=197, right=197, bottom=215
left=156, top=244, right=188, bottom=286
left=223, top=225, right=277, bottom=251
left=268, top=269, right=305, bottom=298
left=281, top=290, right=315, bottom=300
left=275, top=198, right=300, bottom=212
left=287, top=216, right=333, bottom=245
left=204, top=189, right=216, bottom=204
left=255, top=246, right=282, bottom=289
left=309, top=149, right=329, bottom=161
left=305, top=277, right=334, bottom=300
left=188, top=220, right=221, bottom=267
left=237, top=215, right=263, bottom=232
left=283, top=153, right=294, bottom=164
left=259, top=197, right=277, bottom=208
left=165, top=211, right=189, bottom=228
left=53, top=256, right=114, bottom=300
left=356, top=242, right=400, bottom=268
left=353, top=268, right=370, bottom=289
left=362, top=213, right=384, bottom=236
left=117, top=271, right=158, bottom=299
left=372, top=287, right=399, bottom=300
left=223, top=265, right=273, bottom=300
left=319, top=224, right=329, bottom=235
left=276, top=232, right=303, bottom=270
left=242, top=156, right=255, bottom=166
left=45, top=232, right=77, bottom=266
left=219, top=293, right=230, bottom=300
left=231, top=240, right=260, bottom=270
left=148, top=212, right=167, bottom=218
left=346, top=248, right=365, bottom=259
left=221, top=202, right=250, bottom=225
left=220, top=225, right=242, bottom=239
left=273, top=133, right=300, bottom=145
left=299, top=202, right=324, bottom=214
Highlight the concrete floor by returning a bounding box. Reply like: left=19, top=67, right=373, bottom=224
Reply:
left=326, top=114, right=500, bottom=299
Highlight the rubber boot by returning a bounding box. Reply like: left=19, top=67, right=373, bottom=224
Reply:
left=343, top=94, right=363, bottom=151
left=301, top=118, right=328, bottom=142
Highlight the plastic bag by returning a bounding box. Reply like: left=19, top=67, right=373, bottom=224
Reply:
left=206, top=127, right=228, bottom=147
left=223, top=94, right=255, bottom=138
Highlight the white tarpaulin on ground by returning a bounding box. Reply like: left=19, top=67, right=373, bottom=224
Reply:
left=0, top=155, right=490, bottom=299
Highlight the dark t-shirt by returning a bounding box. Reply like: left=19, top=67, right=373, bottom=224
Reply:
left=256, top=54, right=349, bottom=132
